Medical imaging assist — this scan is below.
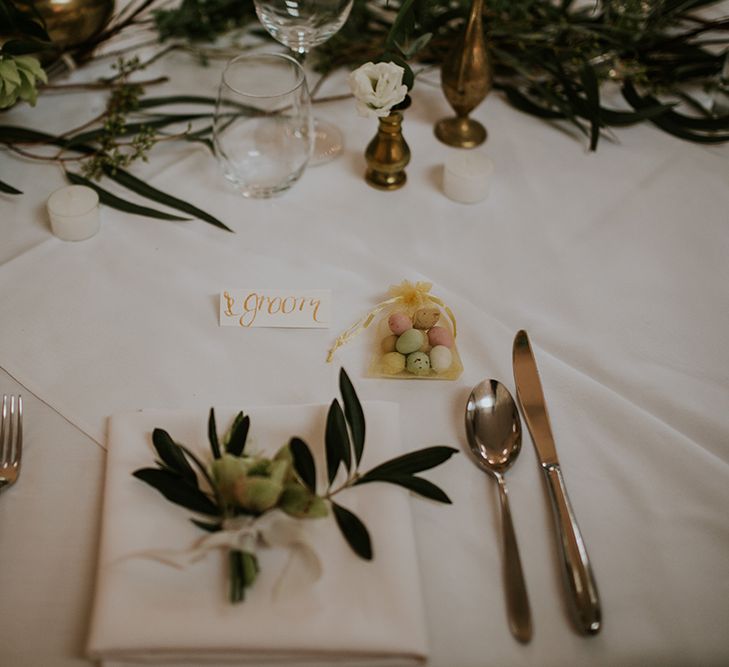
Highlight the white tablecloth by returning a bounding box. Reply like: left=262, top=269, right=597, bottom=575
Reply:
left=1, top=38, right=728, bottom=667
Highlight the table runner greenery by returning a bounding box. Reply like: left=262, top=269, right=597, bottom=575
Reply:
left=1, top=0, right=727, bottom=228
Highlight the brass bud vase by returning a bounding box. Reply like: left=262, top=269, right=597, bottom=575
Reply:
left=364, top=111, right=410, bottom=191
left=434, top=0, right=492, bottom=148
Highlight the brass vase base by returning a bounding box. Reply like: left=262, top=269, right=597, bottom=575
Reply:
left=435, top=116, right=487, bottom=148
left=364, top=111, right=410, bottom=191
left=365, top=169, right=407, bottom=191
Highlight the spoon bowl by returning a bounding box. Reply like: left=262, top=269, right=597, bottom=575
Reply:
left=465, top=379, right=532, bottom=643
left=465, top=379, right=522, bottom=474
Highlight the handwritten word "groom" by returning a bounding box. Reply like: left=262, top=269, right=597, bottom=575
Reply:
left=220, top=290, right=331, bottom=329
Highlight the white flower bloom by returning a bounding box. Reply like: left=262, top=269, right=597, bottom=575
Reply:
left=348, top=61, right=408, bottom=119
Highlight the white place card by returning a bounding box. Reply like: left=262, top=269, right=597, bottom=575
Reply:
left=220, top=289, right=331, bottom=328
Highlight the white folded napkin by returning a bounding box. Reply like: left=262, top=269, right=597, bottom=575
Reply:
left=87, top=402, right=429, bottom=667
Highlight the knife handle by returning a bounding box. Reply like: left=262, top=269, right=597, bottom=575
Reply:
left=542, top=463, right=601, bottom=635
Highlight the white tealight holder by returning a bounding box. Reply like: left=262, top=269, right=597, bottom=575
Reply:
left=442, top=151, right=494, bottom=204
left=47, top=185, right=100, bottom=241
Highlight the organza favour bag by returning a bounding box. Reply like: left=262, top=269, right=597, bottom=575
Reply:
left=327, top=281, right=463, bottom=380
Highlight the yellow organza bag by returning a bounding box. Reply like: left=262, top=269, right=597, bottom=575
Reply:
left=327, top=281, right=463, bottom=380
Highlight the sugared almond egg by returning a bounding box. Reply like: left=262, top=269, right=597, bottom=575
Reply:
left=406, top=351, right=431, bottom=375
left=382, top=351, right=406, bottom=373
left=396, top=328, right=425, bottom=354
left=428, top=325, right=454, bottom=348
left=388, top=311, right=413, bottom=335
left=429, top=345, right=453, bottom=372
left=413, top=307, right=440, bottom=330
left=381, top=334, right=398, bottom=353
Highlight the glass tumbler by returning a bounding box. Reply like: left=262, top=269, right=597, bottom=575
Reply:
left=213, top=53, right=313, bottom=198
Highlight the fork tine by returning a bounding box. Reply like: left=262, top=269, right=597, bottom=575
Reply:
left=15, top=396, right=22, bottom=466
left=8, top=396, right=15, bottom=463
left=0, top=395, right=7, bottom=464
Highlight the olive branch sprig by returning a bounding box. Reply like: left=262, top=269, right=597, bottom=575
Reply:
left=132, top=368, right=457, bottom=602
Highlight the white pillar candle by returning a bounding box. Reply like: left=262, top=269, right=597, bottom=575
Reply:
left=47, top=185, right=100, bottom=241
left=442, top=152, right=494, bottom=204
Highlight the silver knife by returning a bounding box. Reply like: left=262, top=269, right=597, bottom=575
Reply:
left=512, top=330, right=601, bottom=635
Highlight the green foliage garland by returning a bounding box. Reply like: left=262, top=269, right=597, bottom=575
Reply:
left=0, top=0, right=727, bottom=224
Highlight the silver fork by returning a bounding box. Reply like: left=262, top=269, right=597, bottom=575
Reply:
left=0, top=395, right=22, bottom=491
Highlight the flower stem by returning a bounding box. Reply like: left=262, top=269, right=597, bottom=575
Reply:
left=229, top=550, right=245, bottom=602
left=229, top=549, right=259, bottom=603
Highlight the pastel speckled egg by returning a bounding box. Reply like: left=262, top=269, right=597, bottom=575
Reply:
left=406, top=351, right=431, bottom=375
left=388, top=311, right=413, bottom=335
left=396, top=328, right=425, bottom=354
left=381, top=351, right=406, bottom=374
left=413, top=307, right=440, bottom=330
left=429, top=345, right=453, bottom=373
left=381, top=334, right=398, bottom=353
left=428, top=325, right=454, bottom=349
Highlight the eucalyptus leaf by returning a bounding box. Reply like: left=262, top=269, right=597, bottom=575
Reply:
left=1, top=36, right=52, bottom=55
left=356, top=472, right=452, bottom=503
left=385, top=0, right=417, bottom=51
left=208, top=408, right=222, bottom=459
left=332, top=502, right=372, bottom=560
left=138, top=95, right=219, bottom=108
left=65, top=171, right=191, bottom=221
left=12, top=11, right=50, bottom=42
left=177, top=443, right=222, bottom=507
left=339, top=368, right=365, bottom=466
left=396, top=32, right=432, bottom=59
left=152, top=428, right=196, bottom=483
left=625, top=82, right=729, bottom=131
left=289, top=437, right=317, bottom=493
left=598, top=103, right=675, bottom=127
left=191, top=518, right=222, bottom=532
left=0, top=125, right=64, bottom=145
left=103, top=166, right=232, bottom=232
left=550, top=65, right=591, bottom=138
left=0, top=124, right=95, bottom=154
left=499, top=85, right=566, bottom=119
left=225, top=412, right=250, bottom=457
left=383, top=53, right=415, bottom=90
left=356, top=446, right=458, bottom=482
left=623, top=81, right=729, bottom=142
left=579, top=61, right=601, bottom=150
left=0, top=179, right=22, bottom=194
left=325, top=399, right=351, bottom=485
left=138, top=95, right=256, bottom=114
left=133, top=467, right=220, bottom=516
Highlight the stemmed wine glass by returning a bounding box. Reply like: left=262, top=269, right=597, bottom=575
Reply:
left=253, top=0, right=354, bottom=164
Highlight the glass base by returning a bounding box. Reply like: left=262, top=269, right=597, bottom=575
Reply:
left=310, top=118, right=343, bottom=166
left=223, top=168, right=305, bottom=199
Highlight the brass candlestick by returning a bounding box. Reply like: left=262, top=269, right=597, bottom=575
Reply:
left=365, top=111, right=411, bottom=190
left=434, top=0, right=492, bottom=148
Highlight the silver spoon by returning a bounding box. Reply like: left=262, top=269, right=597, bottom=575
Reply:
left=466, top=379, right=532, bottom=643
